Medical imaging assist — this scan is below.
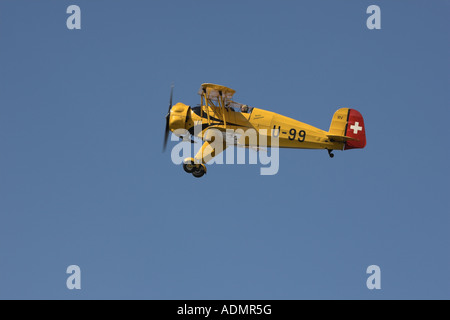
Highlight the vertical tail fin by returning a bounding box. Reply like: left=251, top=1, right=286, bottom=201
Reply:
left=329, top=108, right=366, bottom=150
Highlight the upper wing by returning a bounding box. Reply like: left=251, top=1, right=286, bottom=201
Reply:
left=198, top=83, right=236, bottom=100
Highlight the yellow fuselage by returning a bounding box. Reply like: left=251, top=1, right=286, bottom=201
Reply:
left=170, top=103, right=344, bottom=151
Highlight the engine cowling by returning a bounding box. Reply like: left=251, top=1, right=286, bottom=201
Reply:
left=169, top=102, right=190, bottom=134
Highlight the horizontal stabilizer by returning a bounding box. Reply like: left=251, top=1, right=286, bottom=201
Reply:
left=327, top=134, right=358, bottom=142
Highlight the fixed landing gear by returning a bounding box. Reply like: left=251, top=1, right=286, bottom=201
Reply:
left=183, top=158, right=207, bottom=178
left=327, top=149, right=334, bottom=158
left=183, top=159, right=195, bottom=173
left=192, top=165, right=206, bottom=178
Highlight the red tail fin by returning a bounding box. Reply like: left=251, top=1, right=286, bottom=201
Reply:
left=344, top=109, right=366, bottom=150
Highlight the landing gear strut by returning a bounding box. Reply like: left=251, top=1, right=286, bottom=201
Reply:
left=327, top=149, right=334, bottom=158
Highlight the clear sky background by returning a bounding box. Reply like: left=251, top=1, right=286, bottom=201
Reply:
left=0, top=0, right=449, bottom=299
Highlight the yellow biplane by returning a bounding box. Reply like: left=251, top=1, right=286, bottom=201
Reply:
left=163, top=83, right=366, bottom=178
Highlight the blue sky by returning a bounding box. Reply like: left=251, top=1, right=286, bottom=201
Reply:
left=0, top=0, right=449, bottom=299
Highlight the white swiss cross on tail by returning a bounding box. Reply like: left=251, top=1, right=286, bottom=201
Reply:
left=350, top=122, right=363, bottom=134
left=343, top=109, right=366, bottom=150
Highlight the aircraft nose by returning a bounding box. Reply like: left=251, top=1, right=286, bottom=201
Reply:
left=168, top=103, right=189, bottom=131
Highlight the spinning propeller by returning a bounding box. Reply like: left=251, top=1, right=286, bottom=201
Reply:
left=163, top=83, right=174, bottom=152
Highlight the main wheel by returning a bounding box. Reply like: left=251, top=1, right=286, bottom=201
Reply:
left=192, top=169, right=205, bottom=178
left=192, top=165, right=206, bottom=178
left=183, top=162, right=195, bottom=173
left=183, top=158, right=196, bottom=173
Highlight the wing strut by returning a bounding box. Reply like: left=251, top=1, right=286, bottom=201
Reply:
left=203, top=87, right=211, bottom=126
left=219, top=91, right=227, bottom=128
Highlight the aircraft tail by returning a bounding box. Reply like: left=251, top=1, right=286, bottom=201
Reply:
left=328, top=108, right=366, bottom=150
